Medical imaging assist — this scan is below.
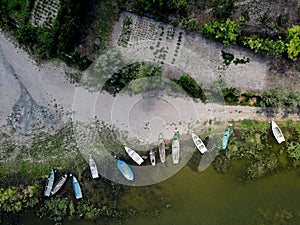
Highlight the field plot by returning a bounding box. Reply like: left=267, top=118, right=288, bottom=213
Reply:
left=31, top=0, right=61, bottom=28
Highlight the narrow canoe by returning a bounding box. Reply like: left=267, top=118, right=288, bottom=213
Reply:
left=51, top=174, right=68, bottom=195
left=89, top=155, right=99, bottom=179
left=222, top=125, right=232, bottom=150
left=172, top=133, right=180, bottom=164
left=124, top=146, right=144, bottom=165
left=191, top=133, right=208, bottom=154
left=149, top=145, right=156, bottom=166
left=71, top=174, right=83, bottom=199
left=158, top=133, right=166, bottom=163
left=117, top=160, right=134, bottom=181
left=44, top=169, right=55, bottom=197
left=271, top=121, right=285, bottom=144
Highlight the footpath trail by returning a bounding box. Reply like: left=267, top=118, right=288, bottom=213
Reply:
left=0, top=28, right=299, bottom=143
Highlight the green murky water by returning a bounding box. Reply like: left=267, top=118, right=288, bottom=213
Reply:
left=21, top=161, right=300, bottom=225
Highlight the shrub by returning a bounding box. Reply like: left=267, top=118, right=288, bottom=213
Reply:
left=286, top=25, right=300, bottom=61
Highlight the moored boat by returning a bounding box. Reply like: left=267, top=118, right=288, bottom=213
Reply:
left=191, top=133, right=208, bottom=154
left=51, top=174, right=68, bottom=196
left=117, top=160, right=134, bottom=181
left=149, top=145, right=156, bottom=166
left=172, top=133, right=180, bottom=164
left=271, top=121, right=285, bottom=144
left=124, top=146, right=144, bottom=165
left=71, top=174, right=82, bottom=199
left=222, top=124, right=232, bottom=150
left=89, top=155, right=99, bottom=179
left=158, top=133, right=166, bottom=163
left=44, top=169, right=55, bottom=197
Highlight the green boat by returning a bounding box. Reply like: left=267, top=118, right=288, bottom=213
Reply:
left=172, top=133, right=180, bottom=164
left=222, top=124, right=232, bottom=150
left=44, top=169, right=55, bottom=197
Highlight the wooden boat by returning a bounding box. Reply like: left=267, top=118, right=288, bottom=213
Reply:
left=149, top=145, right=156, bottom=166
left=51, top=174, right=68, bottom=195
left=222, top=124, right=232, bottom=150
left=44, top=169, right=55, bottom=197
left=172, top=133, right=180, bottom=164
left=71, top=174, right=82, bottom=199
left=191, top=133, right=208, bottom=154
left=271, top=121, right=285, bottom=144
left=124, top=146, right=144, bottom=165
left=89, top=155, right=99, bottom=179
left=158, top=133, right=166, bottom=163
left=117, top=160, right=134, bottom=181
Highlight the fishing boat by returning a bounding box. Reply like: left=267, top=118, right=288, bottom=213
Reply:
left=89, top=155, right=99, bottom=179
left=158, top=133, right=166, bottom=163
left=149, top=145, right=156, bottom=166
left=117, top=160, right=134, bottom=181
left=124, top=146, right=144, bottom=165
left=51, top=174, right=68, bottom=196
left=222, top=124, right=232, bottom=150
left=191, top=132, right=208, bottom=154
left=172, top=133, right=180, bottom=164
left=271, top=121, right=285, bottom=144
left=44, top=169, right=55, bottom=197
left=71, top=174, right=82, bottom=199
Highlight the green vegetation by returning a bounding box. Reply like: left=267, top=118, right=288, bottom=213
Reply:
left=286, top=25, right=300, bottom=61
left=201, top=17, right=299, bottom=61
left=201, top=17, right=244, bottom=46
left=103, top=62, right=163, bottom=95
left=172, top=75, right=207, bottom=102
left=213, top=119, right=300, bottom=181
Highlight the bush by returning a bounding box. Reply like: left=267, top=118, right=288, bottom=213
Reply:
left=201, top=17, right=244, bottom=46
left=286, top=25, right=300, bottom=61
left=173, top=75, right=207, bottom=102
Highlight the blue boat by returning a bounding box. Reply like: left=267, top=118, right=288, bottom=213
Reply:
left=118, top=160, right=134, bottom=181
left=44, top=169, right=55, bottom=197
left=222, top=124, right=232, bottom=150
left=71, top=174, right=82, bottom=199
left=172, top=133, right=180, bottom=164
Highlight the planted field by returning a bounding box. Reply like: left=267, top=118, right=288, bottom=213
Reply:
left=31, top=0, right=61, bottom=28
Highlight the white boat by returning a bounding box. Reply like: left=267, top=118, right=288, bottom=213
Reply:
left=191, top=133, right=208, bottom=154
left=124, top=146, right=144, bottom=165
left=149, top=145, right=156, bottom=166
left=89, top=155, right=99, bottom=179
left=158, top=133, right=166, bottom=163
left=172, top=133, right=180, bottom=164
left=271, top=121, right=285, bottom=144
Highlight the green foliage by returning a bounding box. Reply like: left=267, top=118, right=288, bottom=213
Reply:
left=222, top=87, right=240, bottom=104
left=211, top=0, right=237, bottom=20
left=0, top=183, right=40, bottom=213
left=173, top=75, right=207, bottom=102
left=286, top=25, right=300, bottom=61
left=242, top=35, right=286, bottom=58
left=103, top=62, right=163, bottom=95
left=201, top=17, right=244, bottom=46
left=181, top=18, right=197, bottom=31
left=286, top=142, right=300, bottom=160
left=260, top=87, right=300, bottom=110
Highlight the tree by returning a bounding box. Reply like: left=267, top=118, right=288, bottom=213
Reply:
left=286, top=25, right=300, bottom=61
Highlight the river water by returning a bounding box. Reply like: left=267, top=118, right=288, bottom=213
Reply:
left=21, top=160, right=300, bottom=225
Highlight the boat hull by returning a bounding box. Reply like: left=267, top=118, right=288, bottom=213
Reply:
left=271, top=121, right=285, bottom=144
left=124, top=146, right=144, bottom=165
left=222, top=125, right=231, bottom=150
left=44, top=169, right=55, bottom=197
left=72, top=175, right=83, bottom=199
left=51, top=174, right=67, bottom=195
left=172, top=133, right=180, bottom=164
left=118, top=160, right=134, bottom=181
left=149, top=146, right=156, bottom=166
left=158, top=133, right=166, bottom=163
left=191, top=133, right=208, bottom=154
left=89, top=156, right=99, bottom=179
